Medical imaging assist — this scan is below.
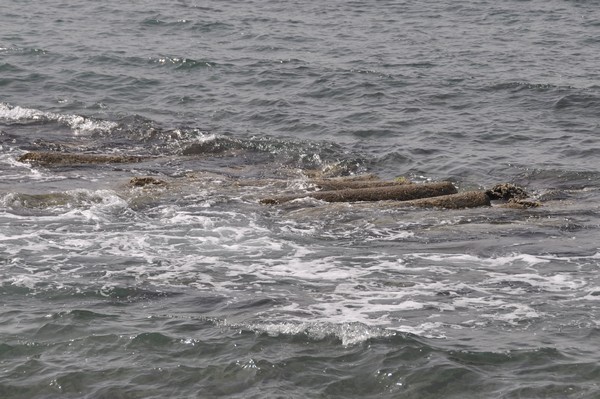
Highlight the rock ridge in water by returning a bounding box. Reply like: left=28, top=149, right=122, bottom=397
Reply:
left=15, top=149, right=539, bottom=210
left=129, top=177, right=167, bottom=187
left=260, top=181, right=458, bottom=204
left=18, top=151, right=144, bottom=166
left=401, top=191, right=491, bottom=209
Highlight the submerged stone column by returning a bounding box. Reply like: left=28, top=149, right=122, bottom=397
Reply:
left=261, top=181, right=457, bottom=204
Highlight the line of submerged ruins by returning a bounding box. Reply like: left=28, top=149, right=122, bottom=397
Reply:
left=16, top=151, right=540, bottom=209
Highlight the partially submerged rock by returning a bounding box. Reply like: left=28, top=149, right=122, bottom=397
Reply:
left=15, top=147, right=541, bottom=212
left=402, top=191, right=491, bottom=209
left=4, top=192, right=73, bottom=208
left=303, top=170, right=379, bottom=180
left=486, top=183, right=528, bottom=200
left=129, top=177, right=167, bottom=187
left=18, top=151, right=144, bottom=166
left=501, top=198, right=541, bottom=209
left=182, top=139, right=242, bottom=156
left=261, top=180, right=542, bottom=210
left=311, top=178, right=412, bottom=191
left=485, top=183, right=541, bottom=209
left=261, top=181, right=457, bottom=205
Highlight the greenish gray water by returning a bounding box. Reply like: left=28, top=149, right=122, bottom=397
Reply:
left=1, top=1, right=600, bottom=397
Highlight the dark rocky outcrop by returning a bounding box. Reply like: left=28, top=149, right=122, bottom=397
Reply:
left=18, top=151, right=144, bottom=166
left=182, top=141, right=234, bottom=156
left=485, top=183, right=540, bottom=208
left=486, top=183, right=528, bottom=200
left=129, top=177, right=167, bottom=187
left=16, top=148, right=542, bottom=212
left=501, top=199, right=541, bottom=209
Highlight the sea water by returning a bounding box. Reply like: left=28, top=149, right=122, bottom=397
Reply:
left=1, top=1, right=600, bottom=397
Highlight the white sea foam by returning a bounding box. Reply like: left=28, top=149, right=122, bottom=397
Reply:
left=1, top=153, right=57, bottom=181
left=487, top=303, right=543, bottom=325
left=364, top=226, right=415, bottom=241
left=410, top=252, right=551, bottom=268
left=485, top=272, right=587, bottom=292
left=2, top=191, right=598, bottom=343
left=194, top=133, right=217, bottom=143
left=227, top=250, right=596, bottom=337
left=0, top=103, right=117, bottom=134
left=232, top=320, right=397, bottom=346
left=583, top=288, right=600, bottom=301
left=158, top=205, right=215, bottom=227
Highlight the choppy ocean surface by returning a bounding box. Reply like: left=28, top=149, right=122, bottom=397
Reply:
left=2, top=1, right=600, bottom=398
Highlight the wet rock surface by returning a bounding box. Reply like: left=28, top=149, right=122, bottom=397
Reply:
left=402, top=191, right=491, bottom=209
left=502, top=199, right=542, bottom=209
left=311, top=178, right=412, bottom=191
left=18, top=151, right=144, bottom=166
left=129, top=177, right=167, bottom=187
left=486, top=183, right=529, bottom=200
left=12, top=151, right=544, bottom=212
left=261, top=181, right=458, bottom=205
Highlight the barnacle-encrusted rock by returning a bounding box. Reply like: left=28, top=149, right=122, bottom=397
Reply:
left=486, top=183, right=528, bottom=200
left=485, top=183, right=541, bottom=208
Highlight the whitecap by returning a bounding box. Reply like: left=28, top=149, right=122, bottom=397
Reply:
left=0, top=103, right=117, bottom=134
left=231, top=320, right=397, bottom=346
left=409, top=252, right=551, bottom=267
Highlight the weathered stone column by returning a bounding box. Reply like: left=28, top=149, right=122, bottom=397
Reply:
left=261, top=181, right=457, bottom=204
